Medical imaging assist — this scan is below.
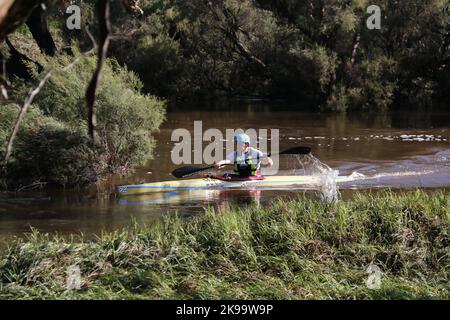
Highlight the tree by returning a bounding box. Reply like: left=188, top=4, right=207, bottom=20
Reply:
left=0, top=0, right=38, bottom=41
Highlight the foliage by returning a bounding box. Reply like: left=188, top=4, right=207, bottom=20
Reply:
left=93, top=0, right=449, bottom=110
left=9, top=120, right=101, bottom=188
left=0, top=104, right=102, bottom=188
left=19, top=52, right=165, bottom=170
left=5, top=0, right=450, bottom=110
left=2, top=51, right=165, bottom=189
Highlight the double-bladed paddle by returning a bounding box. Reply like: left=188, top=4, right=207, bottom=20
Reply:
left=171, top=146, right=311, bottom=178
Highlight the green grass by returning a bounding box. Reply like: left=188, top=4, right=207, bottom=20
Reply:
left=0, top=190, right=449, bottom=299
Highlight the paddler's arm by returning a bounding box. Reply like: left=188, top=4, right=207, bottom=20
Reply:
left=216, top=151, right=236, bottom=169
left=261, top=154, right=273, bottom=167
left=215, top=159, right=231, bottom=169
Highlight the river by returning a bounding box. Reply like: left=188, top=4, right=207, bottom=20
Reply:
left=1, top=104, right=449, bottom=244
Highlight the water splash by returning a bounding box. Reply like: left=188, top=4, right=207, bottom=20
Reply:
left=286, top=154, right=340, bottom=203
left=318, top=166, right=339, bottom=203
left=349, top=171, right=365, bottom=179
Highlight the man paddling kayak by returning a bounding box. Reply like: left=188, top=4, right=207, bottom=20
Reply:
left=215, top=133, right=273, bottom=178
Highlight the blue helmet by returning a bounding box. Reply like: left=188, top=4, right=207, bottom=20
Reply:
left=234, top=133, right=250, bottom=144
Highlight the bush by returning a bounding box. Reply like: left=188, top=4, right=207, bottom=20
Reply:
left=0, top=103, right=46, bottom=162
left=269, top=43, right=338, bottom=103
left=13, top=52, right=166, bottom=176
left=90, top=59, right=166, bottom=171
left=2, top=51, right=166, bottom=189
left=9, top=121, right=102, bottom=188
left=326, top=56, right=398, bottom=112
left=0, top=104, right=104, bottom=188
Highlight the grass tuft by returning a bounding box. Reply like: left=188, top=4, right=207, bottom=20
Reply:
left=0, top=190, right=448, bottom=299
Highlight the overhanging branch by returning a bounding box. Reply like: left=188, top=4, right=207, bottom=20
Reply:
left=85, top=0, right=111, bottom=144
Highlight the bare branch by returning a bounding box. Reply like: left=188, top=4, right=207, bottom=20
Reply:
left=3, top=69, right=53, bottom=163
left=1, top=52, right=8, bottom=100
left=85, top=0, right=111, bottom=144
left=206, top=1, right=266, bottom=68
left=85, top=26, right=98, bottom=53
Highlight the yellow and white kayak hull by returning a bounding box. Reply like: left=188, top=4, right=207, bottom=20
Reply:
left=116, top=175, right=355, bottom=196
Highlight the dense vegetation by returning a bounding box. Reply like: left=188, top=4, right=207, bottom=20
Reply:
left=3, top=0, right=449, bottom=111
left=0, top=52, right=165, bottom=189
left=68, top=0, right=449, bottom=110
left=0, top=0, right=448, bottom=188
left=0, top=2, right=167, bottom=189
left=0, top=191, right=448, bottom=299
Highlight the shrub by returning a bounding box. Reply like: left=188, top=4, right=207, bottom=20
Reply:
left=3, top=51, right=165, bottom=189
left=0, top=103, right=46, bottom=162
left=0, top=104, right=104, bottom=188
left=326, top=56, right=398, bottom=111
left=9, top=121, right=102, bottom=187
left=269, top=43, right=338, bottom=104
left=12, top=52, right=165, bottom=177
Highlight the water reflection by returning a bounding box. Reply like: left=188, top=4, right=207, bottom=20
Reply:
left=118, top=189, right=262, bottom=208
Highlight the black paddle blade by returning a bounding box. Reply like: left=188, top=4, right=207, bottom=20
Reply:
left=171, top=165, right=214, bottom=178
left=279, top=146, right=311, bottom=155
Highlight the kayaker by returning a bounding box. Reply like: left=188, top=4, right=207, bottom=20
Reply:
left=215, top=133, right=273, bottom=177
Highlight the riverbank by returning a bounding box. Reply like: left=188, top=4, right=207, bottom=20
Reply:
left=0, top=190, right=448, bottom=299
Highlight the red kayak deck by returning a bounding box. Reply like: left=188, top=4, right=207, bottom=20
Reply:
left=207, top=175, right=266, bottom=182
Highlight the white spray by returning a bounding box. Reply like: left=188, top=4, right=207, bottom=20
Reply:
left=289, top=154, right=340, bottom=203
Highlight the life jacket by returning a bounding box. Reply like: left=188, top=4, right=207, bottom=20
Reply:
left=233, top=151, right=259, bottom=177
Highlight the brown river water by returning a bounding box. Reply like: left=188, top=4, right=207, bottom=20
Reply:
left=1, top=104, right=449, bottom=245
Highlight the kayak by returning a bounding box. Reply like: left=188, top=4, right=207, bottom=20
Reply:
left=116, top=174, right=356, bottom=196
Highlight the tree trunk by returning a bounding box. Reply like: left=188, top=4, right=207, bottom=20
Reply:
left=345, top=32, right=361, bottom=79
left=26, top=4, right=58, bottom=56
left=0, top=0, right=38, bottom=41
left=349, top=33, right=361, bottom=67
